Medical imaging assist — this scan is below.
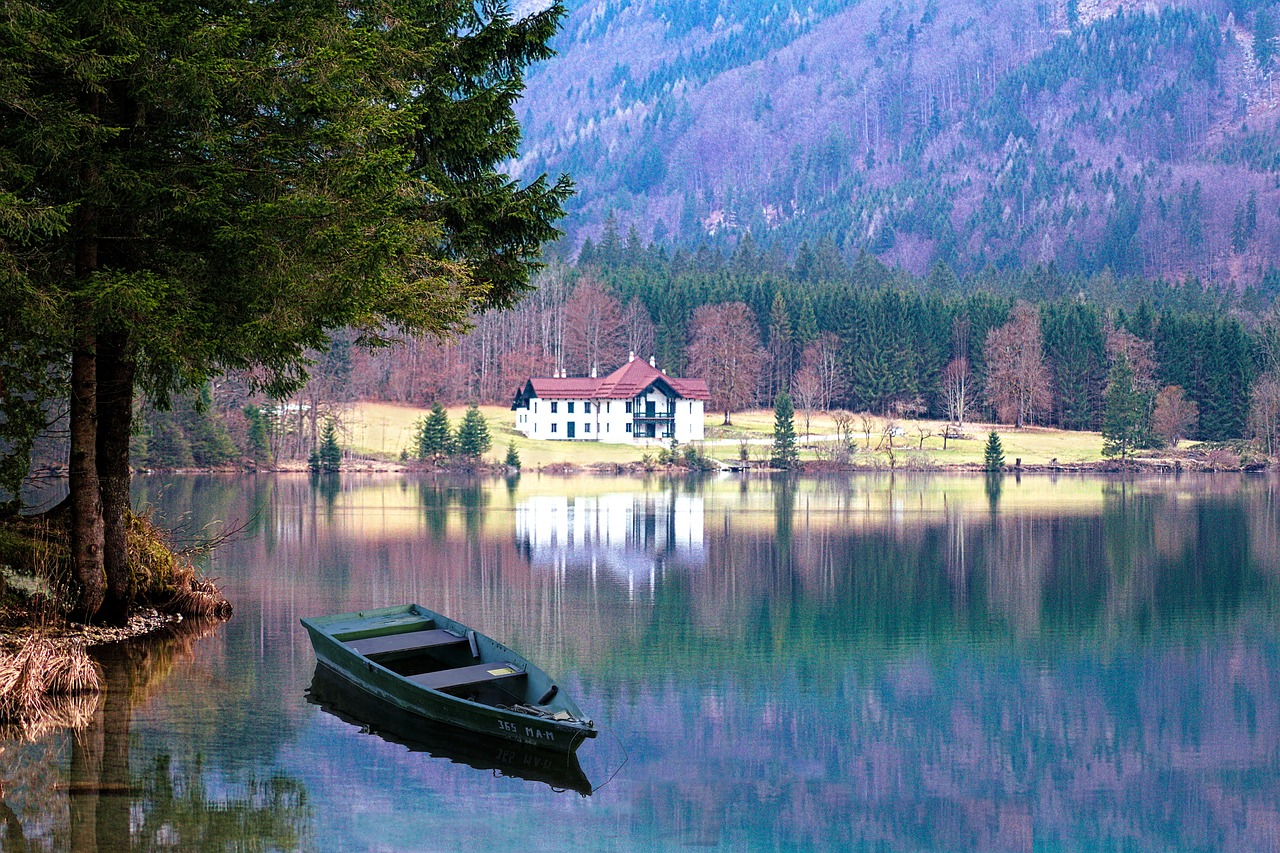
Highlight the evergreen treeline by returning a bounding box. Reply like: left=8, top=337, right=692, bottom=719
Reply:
left=574, top=235, right=1267, bottom=441
left=123, top=233, right=1280, bottom=467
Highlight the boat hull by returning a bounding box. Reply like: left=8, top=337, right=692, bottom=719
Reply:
left=301, top=604, right=596, bottom=753
left=307, top=663, right=594, bottom=794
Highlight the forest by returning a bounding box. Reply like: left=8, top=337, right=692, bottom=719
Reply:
left=128, top=225, right=1280, bottom=467
left=515, top=0, right=1280, bottom=285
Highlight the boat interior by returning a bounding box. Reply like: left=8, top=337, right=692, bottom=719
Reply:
left=337, top=620, right=532, bottom=707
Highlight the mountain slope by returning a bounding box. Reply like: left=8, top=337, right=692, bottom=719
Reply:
left=514, top=0, right=1280, bottom=283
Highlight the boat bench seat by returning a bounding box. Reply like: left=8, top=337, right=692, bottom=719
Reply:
left=410, top=662, right=526, bottom=692
left=345, top=628, right=465, bottom=657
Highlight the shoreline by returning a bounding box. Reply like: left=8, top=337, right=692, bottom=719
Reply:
left=117, top=451, right=1275, bottom=477
left=0, top=607, right=183, bottom=653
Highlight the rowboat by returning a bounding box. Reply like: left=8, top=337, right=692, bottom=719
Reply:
left=306, top=664, right=593, bottom=795
left=301, top=604, right=597, bottom=753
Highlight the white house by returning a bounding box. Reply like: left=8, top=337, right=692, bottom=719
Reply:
left=511, top=355, right=709, bottom=444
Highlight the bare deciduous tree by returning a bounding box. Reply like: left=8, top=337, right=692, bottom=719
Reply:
left=622, top=298, right=656, bottom=362
left=1249, top=373, right=1280, bottom=456
left=1106, top=326, right=1158, bottom=394
left=791, top=365, right=822, bottom=444
left=801, top=333, right=846, bottom=411
left=832, top=410, right=855, bottom=455
left=687, top=302, right=764, bottom=425
left=941, top=356, right=973, bottom=429
left=1152, top=384, right=1198, bottom=448
left=983, top=302, right=1052, bottom=428
left=564, top=277, right=626, bottom=377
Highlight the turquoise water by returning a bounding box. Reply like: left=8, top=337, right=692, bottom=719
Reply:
left=5, top=472, right=1280, bottom=851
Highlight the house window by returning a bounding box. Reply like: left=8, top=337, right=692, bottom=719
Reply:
left=551, top=423, right=557, bottom=433
left=606, top=423, right=610, bottom=432
left=584, top=402, right=591, bottom=414
left=606, top=402, right=611, bottom=413
left=625, top=401, right=632, bottom=413
left=568, top=401, right=575, bottom=413
left=532, top=401, right=538, bottom=413
left=625, top=423, right=632, bottom=433
left=585, top=423, right=591, bottom=433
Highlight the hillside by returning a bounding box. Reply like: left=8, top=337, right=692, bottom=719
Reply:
left=514, top=0, right=1280, bottom=283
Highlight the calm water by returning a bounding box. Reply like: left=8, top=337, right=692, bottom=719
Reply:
left=6, top=472, right=1280, bottom=851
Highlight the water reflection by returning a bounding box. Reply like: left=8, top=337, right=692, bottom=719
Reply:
left=1, top=620, right=311, bottom=851
left=305, top=665, right=593, bottom=796
left=515, top=488, right=705, bottom=598
left=39, top=473, right=1280, bottom=849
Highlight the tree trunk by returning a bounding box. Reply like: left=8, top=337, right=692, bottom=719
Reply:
left=97, top=332, right=136, bottom=626
left=70, top=341, right=106, bottom=622
left=95, top=644, right=135, bottom=847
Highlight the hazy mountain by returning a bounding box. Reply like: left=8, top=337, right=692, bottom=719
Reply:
left=514, top=0, right=1280, bottom=283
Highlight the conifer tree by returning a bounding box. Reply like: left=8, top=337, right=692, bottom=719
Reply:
left=504, top=441, right=521, bottom=470
left=455, top=404, right=492, bottom=460
left=771, top=390, right=799, bottom=470
left=316, top=420, right=342, bottom=473
left=243, top=405, right=273, bottom=465
left=983, top=431, right=1005, bottom=472
left=0, top=0, right=569, bottom=622
left=1102, top=355, right=1146, bottom=461
left=415, top=403, right=453, bottom=459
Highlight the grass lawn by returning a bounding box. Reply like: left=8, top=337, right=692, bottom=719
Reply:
left=342, top=401, right=1107, bottom=468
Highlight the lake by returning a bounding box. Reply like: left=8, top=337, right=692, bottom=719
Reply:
left=5, top=472, right=1280, bottom=851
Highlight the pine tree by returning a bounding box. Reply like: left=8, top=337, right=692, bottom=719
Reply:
left=415, top=403, right=452, bottom=459
left=983, top=431, right=1005, bottom=472
left=504, top=441, right=521, bottom=470
left=1102, top=355, right=1147, bottom=461
left=0, top=0, right=569, bottom=622
left=243, top=405, right=272, bottom=465
left=316, top=420, right=342, bottom=473
left=455, top=404, right=492, bottom=460
left=771, top=390, right=799, bottom=470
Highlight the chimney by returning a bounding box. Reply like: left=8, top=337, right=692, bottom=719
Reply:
left=629, top=351, right=635, bottom=362
left=649, top=355, right=656, bottom=367
left=590, top=365, right=598, bottom=378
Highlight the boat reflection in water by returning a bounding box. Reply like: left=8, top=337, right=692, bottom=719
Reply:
left=305, top=665, right=594, bottom=796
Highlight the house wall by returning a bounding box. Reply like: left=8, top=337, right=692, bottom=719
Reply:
left=515, top=394, right=705, bottom=444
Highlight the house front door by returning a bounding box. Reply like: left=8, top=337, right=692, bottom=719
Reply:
left=567, top=421, right=576, bottom=439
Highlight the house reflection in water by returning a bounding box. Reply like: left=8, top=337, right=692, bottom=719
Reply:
left=514, top=492, right=705, bottom=598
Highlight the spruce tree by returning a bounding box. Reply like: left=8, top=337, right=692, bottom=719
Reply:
left=0, top=0, right=569, bottom=623
left=771, top=390, right=799, bottom=470
left=504, top=441, right=521, bottom=470
left=415, top=403, right=453, bottom=459
left=317, top=419, right=342, bottom=473
left=455, top=404, right=492, bottom=460
left=983, top=431, right=1005, bottom=472
left=243, top=405, right=272, bottom=465
left=1101, top=355, right=1147, bottom=461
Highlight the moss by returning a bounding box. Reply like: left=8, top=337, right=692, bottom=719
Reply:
left=0, top=510, right=230, bottom=624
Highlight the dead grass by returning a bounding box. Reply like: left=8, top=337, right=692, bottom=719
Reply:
left=339, top=402, right=1113, bottom=469
left=128, top=511, right=232, bottom=619
left=0, top=636, right=102, bottom=738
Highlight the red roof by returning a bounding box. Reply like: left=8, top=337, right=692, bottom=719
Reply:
left=519, top=358, right=710, bottom=402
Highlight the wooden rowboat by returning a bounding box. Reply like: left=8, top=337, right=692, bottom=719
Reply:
left=301, top=604, right=597, bottom=753
left=306, top=664, right=594, bottom=795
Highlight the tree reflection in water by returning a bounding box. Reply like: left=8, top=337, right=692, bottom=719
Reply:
left=1, top=619, right=310, bottom=851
